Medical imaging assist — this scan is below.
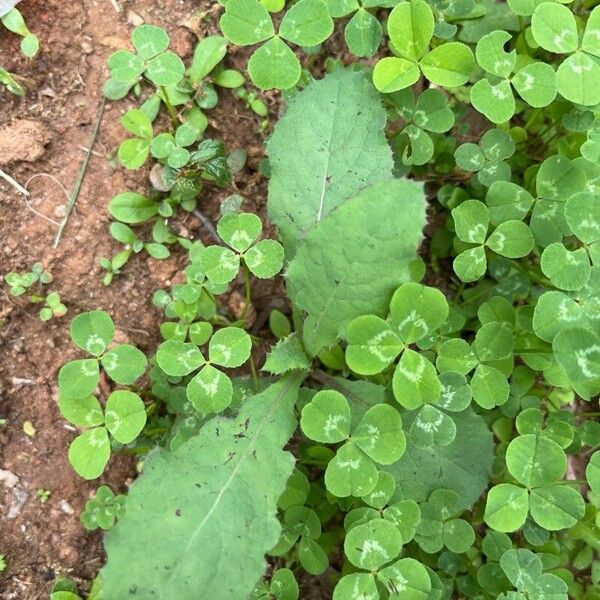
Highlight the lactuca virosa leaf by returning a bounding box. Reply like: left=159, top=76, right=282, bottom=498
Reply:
left=286, top=178, right=426, bottom=356
left=267, top=68, right=393, bottom=257
left=102, top=374, right=303, bottom=599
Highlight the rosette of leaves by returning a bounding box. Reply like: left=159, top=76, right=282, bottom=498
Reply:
left=325, top=0, right=395, bottom=58
left=300, top=389, right=406, bottom=498
left=80, top=485, right=126, bottom=531
left=454, top=128, right=515, bottom=186
left=199, top=213, right=285, bottom=284
left=156, top=325, right=252, bottom=413
left=372, top=0, right=475, bottom=93
left=106, top=24, right=185, bottom=97
left=389, top=88, right=455, bottom=166
left=220, top=0, right=334, bottom=89
left=530, top=3, right=600, bottom=106
left=471, top=30, right=557, bottom=124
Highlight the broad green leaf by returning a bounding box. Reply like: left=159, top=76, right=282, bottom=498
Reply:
left=58, top=359, right=100, bottom=400
left=326, top=0, right=359, bottom=16
left=436, top=338, right=478, bottom=375
left=443, top=518, right=475, bottom=553
left=531, top=3, right=578, bottom=53
left=506, top=434, right=566, bottom=487
left=587, top=451, right=600, bottom=494
left=70, top=310, right=115, bottom=356
left=333, top=574, right=378, bottom=600
left=455, top=143, right=485, bottom=172
left=363, top=472, right=396, bottom=509
left=218, top=213, right=262, bottom=252
left=174, top=124, right=196, bottom=147
left=69, top=427, right=111, bottom=480
left=393, top=349, right=441, bottom=409
left=109, top=192, right=158, bottom=223
left=452, top=200, right=489, bottom=244
left=325, top=442, right=378, bottom=497
left=247, top=37, right=300, bottom=90
left=389, top=282, right=449, bottom=344
left=220, top=0, right=275, bottom=45
left=412, top=88, right=455, bottom=133
left=286, top=179, right=425, bottom=355
left=485, top=181, right=534, bottom=225
left=101, top=344, right=147, bottom=385
left=532, top=291, right=586, bottom=342
left=298, top=537, right=328, bottom=575
left=146, top=52, right=185, bottom=86
left=189, top=322, right=214, bottom=346
left=487, top=220, right=534, bottom=258
left=553, top=328, right=600, bottom=399
left=437, top=371, right=472, bottom=411
left=186, top=365, right=233, bottom=413
left=279, top=0, right=333, bottom=46
left=107, top=50, right=145, bottom=83
left=410, top=405, right=456, bottom=448
left=344, top=518, right=402, bottom=569
left=470, top=79, right=515, bottom=124
left=386, top=408, right=493, bottom=508
left=345, top=315, right=403, bottom=375
left=262, top=333, right=311, bottom=375
left=529, top=484, right=584, bottom=530
left=453, top=246, right=487, bottom=282
left=373, top=57, right=421, bottom=93
left=475, top=30, right=515, bottom=78
left=484, top=483, right=529, bottom=532
left=120, top=108, right=153, bottom=139
left=132, top=24, right=169, bottom=59
left=565, top=191, right=600, bottom=244
left=59, top=394, right=104, bottom=428
left=471, top=364, right=509, bottom=408
left=244, top=239, right=285, bottom=278
left=556, top=53, right=600, bottom=106
left=104, top=390, right=146, bottom=444
left=199, top=245, right=241, bottom=284
left=378, top=557, right=432, bottom=599
left=301, top=390, right=351, bottom=443
left=541, top=243, right=591, bottom=291
left=102, top=375, right=303, bottom=599
left=118, top=138, right=150, bottom=169
left=345, top=8, right=382, bottom=58
left=209, top=327, right=252, bottom=367
left=189, top=36, right=228, bottom=85
left=353, top=404, right=406, bottom=464
left=387, top=0, right=434, bottom=61
left=156, top=340, right=205, bottom=376
left=383, top=499, right=421, bottom=542
left=582, top=5, right=600, bottom=57
left=268, top=69, right=393, bottom=255
left=512, top=62, right=557, bottom=107
left=419, top=42, right=475, bottom=87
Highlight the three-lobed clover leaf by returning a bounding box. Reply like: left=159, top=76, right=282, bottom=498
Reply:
left=150, top=124, right=198, bottom=169
left=199, top=213, right=285, bottom=284
left=373, top=0, right=474, bottom=93
left=220, top=0, right=333, bottom=89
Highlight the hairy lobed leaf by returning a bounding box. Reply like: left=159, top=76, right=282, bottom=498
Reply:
left=102, top=374, right=303, bottom=599
left=286, top=179, right=426, bottom=356
left=267, top=68, right=393, bottom=257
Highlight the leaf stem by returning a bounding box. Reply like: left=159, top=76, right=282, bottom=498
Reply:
left=160, top=86, right=178, bottom=127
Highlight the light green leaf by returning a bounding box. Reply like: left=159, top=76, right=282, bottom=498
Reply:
left=452, top=200, right=489, bottom=244
left=101, top=344, right=147, bottom=385
left=220, top=0, right=275, bottom=45
left=189, top=36, right=228, bottom=85
left=506, top=434, right=566, bottom=488
left=529, top=484, right=584, bottom=530
left=410, top=405, right=457, bottom=448
left=286, top=179, right=425, bottom=356
left=437, top=371, right=472, bottom=411
left=70, top=310, right=115, bottom=356
left=387, top=0, right=434, bottom=61
left=344, top=518, right=402, bottom=570
left=565, top=191, right=600, bottom=244
left=300, top=389, right=351, bottom=443
left=419, top=42, right=475, bottom=87
left=218, top=213, right=262, bottom=252
left=470, top=78, right=515, bottom=124
left=389, top=282, right=449, bottom=344
left=393, top=349, right=441, bottom=409
left=132, top=24, right=169, bottom=59
left=199, top=245, right=241, bottom=284
left=583, top=5, right=600, bottom=57
left=471, top=364, right=509, bottom=409
left=484, top=483, right=529, bottom=532
left=541, top=243, right=591, bottom=291
left=378, top=557, right=431, bottom=599
left=59, top=394, right=104, bottom=428
left=107, top=50, right=145, bottom=83
left=186, top=365, right=233, bottom=413
left=455, top=143, right=485, bottom=172
left=58, top=359, right=100, bottom=400
left=344, top=8, right=382, bottom=58
left=109, top=192, right=158, bottom=223
left=244, top=239, right=285, bottom=278
left=436, top=338, right=478, bottom=375
left=120, top=108, right=153, bottom=139
left=69, top=427, right=111, bottom=480
left=146, top=52, right=185, bottom=86
left=248, top=37, right=300, bottom=90
left=345, top=315, right=403, bottom=375
left=209, top=327, right=252, bottom=368
left=156, top=340, right=205, bottom=376
left=268, top=69, right=393, bottom=256
left=363, top=472, right=396, bottom=509
left=353, top=404, right=406, bottom=464
left=486, top=220, right=534, bottom=258
left=556, top=53, right=600, bottom=106
left=325, top=442, right=378, bottom=497
left=453, top=246, right=488, bottom=282
left=102, top=375, right=302, bottom=599
left=104, top=390, right=146, bottom=444
left=587, top=451, right=600, bottom=494
left=279, top=0, right=333, bottom=46
left=485, top=181, right=534, bottom=225
left=262, top=333, right=311, bottom=375
left=532, top=291, right=586, bottom=342
left=118, top=138, right=151, bottom=169
left=373, top=57, right=421, bottom=93
left=512, top=62, right=557, bottom=107
left=333, top=574, right=378, bottom=600
left=531, top=3, right=578, bottom=53
left=475, top=30, right=515, bottom=78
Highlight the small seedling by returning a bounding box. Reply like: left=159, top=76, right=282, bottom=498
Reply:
left=36, top=489, right=51, bottom=503
left=81, top=485, right=126, bottom=531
